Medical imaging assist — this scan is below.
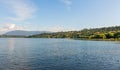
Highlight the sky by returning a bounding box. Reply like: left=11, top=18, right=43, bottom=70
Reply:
left=0, top=0, right=120, bottom=34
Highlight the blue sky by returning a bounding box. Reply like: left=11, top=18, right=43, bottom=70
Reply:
left=0, top=0, right=120, bottom=33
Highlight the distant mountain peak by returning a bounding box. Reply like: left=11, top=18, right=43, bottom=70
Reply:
left=5, top=30, right=50, bottom=36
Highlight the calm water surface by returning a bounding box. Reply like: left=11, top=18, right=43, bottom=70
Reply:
left=0, top=38, right=120, bottom=70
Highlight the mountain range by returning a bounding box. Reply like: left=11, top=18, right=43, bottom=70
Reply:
left=5, top=30, right=50, bottom=36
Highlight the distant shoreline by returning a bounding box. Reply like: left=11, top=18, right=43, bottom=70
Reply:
left=73, top=38, right=120, bottom=41
left=0, top=37, right=120, bottom=41
left=1, top=25, right=120, bottom=41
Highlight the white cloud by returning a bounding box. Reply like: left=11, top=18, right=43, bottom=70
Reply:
left=0, top=23, right=26, bottom=31
left=2, top=0, right=36, bottom=21
left=6, top=23, right=16, bottom=29
left=61, top=0, right=72, bottom=10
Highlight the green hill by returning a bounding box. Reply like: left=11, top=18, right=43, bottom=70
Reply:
left=28, top=26, right=120, bottom=40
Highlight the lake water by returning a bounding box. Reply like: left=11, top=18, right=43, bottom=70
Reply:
left=0, top=38, right=120, bottom=70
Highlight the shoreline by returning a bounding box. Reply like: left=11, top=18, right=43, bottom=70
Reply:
left=0, top=37, right=120, bottom=41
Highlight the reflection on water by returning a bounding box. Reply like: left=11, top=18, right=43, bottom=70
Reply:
left=6, top=38, right=30, bottom=70
left=8, top=38, right=15, bottom=54
left=0, top=38, right=120, bottom=70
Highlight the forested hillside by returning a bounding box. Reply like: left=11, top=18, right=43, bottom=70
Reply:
left=28, top=26, right=120, bottom=40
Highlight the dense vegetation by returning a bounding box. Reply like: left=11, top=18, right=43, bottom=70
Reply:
left=28, top=26, right=120, bottom=40
left=0, top=26, right=120, bottom=41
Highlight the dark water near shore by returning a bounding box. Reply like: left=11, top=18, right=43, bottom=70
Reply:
left=0, top=38, right=120, bottom=70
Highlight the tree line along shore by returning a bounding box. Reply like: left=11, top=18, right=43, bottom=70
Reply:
left=1, top=26, right=120, bottom=41
left=27, top=26, right=120, bottom=41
